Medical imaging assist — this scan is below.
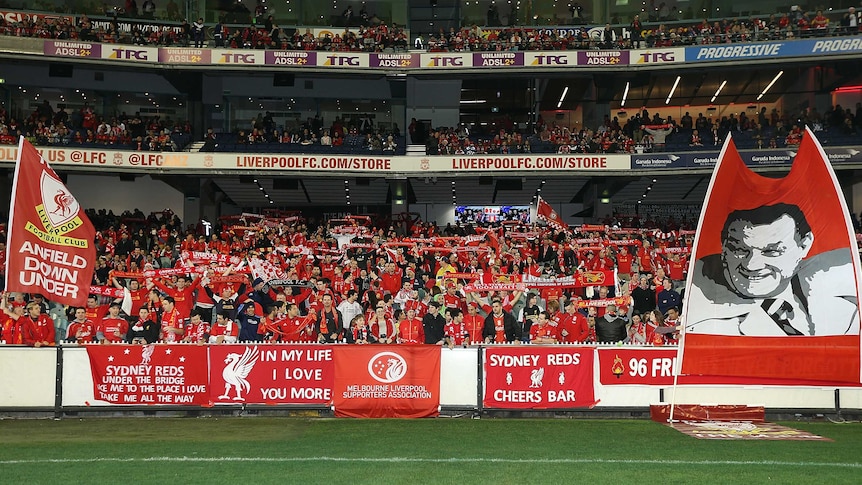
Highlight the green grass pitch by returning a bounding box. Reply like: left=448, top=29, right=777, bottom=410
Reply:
left=1, top=417, right=860, bottom=484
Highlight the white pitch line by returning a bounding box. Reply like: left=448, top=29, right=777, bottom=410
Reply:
left=0, top=457, right=860, bottom=468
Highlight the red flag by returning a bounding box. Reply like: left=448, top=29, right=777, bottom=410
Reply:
left=5, top=138, right=96, bottom=306
left=681, top=129, right=862, bottom=384
left=535, top=196, right=566, bottom=230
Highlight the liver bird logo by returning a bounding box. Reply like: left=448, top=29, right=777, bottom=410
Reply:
left=530, top=368, right=544, bottom=388
left=40, top=171, right=80, bottom=228
left=368, top=351, right=407, bottom=383
left=140, top=345, right=155, bottom=366
left=52, top=189, right=75, bottom=218
left=218, top=347, right=259, bottom=401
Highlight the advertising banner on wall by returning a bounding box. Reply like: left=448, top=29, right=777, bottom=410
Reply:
left=209, top=344, right=334, bottom=405
left=483, top=346, right=596, bottom=409
left=332, top=345, right=440, bottom=418
left=86, top=344, right=209, bottom=405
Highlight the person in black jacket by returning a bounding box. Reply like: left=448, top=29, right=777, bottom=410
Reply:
left=126, top=307, right=159, bottom=344
left=422, top=300, right=446, bottom=344
left=483, top=300, right=522, bottom=343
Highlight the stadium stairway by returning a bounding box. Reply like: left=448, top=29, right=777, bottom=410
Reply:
left=407, top=144, right=426, bottom=156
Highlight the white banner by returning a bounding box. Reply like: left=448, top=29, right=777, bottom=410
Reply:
left=0, top=147, right=632, bottom=174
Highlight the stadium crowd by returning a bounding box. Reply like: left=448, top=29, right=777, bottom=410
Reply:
left=0, top=208, right=701, bottom=348
left=206, top=114, right=405, bottom=155
left=0, top=6, right=859, bottom=52
left=423, top=103, right=862, bottom=155
left=0, top=100, right=192, bottom=151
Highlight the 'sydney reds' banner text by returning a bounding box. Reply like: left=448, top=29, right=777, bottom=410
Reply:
left=681, top=128, right=862, bottom=384
left=5, top=138, right=96, bottom=306
left=483, top=346, right=596, bottom=408
left=332, top=346, right=440, bottom=418
left=86, top=345, right=209, bottom=405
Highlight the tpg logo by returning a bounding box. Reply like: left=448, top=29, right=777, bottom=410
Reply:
left=324, top=55, right=360, bottom=66
left=637, top=51, right=675, bottom=63
left=531, top=55, right=568, bottom=65
left=109, top=48, right=149, bottom=60
left=219, top=53, right=256, bottom=64
left=427, top=56, right=463, bottom=67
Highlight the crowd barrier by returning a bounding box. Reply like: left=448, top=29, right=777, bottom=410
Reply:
left=2, top=344, right=861, bottom=415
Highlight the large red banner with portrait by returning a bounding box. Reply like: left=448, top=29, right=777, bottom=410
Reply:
left=483, top=346, right=596, bottom=408
left=681, top=129, right=862, bottom=384
left=86, top=344, right=209, bottom=405
left=209, top=344, right=334, bottom=405
left=332, top=346, right=440, bottom=418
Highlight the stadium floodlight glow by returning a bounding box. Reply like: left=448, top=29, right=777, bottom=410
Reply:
left=556, top=86, right=569, bottom=108
left=460, top=99, right=487, bottom=104
left=710, top=80, right=727, bottom=103
left=621, top=82, right=630, bottom=107
left=665, top=76, right=680, bottom=105
left=757, top=71, right=784, bottom=101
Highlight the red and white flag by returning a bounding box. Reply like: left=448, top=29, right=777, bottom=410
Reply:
left=680, top=129, right=862, bottom=384
left=247, top=256, right=285, bottom=283
left=535, top=196, right=566, bottom=230
left=5, top=138, right=96, bottom=306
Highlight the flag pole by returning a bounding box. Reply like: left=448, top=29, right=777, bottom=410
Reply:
left=669, top=324, right=685, bottom=423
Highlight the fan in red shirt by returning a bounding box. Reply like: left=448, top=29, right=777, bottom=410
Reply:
left=558, top=298, right=589, bottom=343
left=368, top=306, right=396, bottom=344
left=183, top=311, right=211, bottom=344
left=398, top=308, right=425, bottom=344
left=85, top=295, right=111, bottom=322
left=113, top=277, right=149, bottom=314
left=160, top=296, right=185, bottom=343
left=615, top=247, right=634, bottom=278
left=66, top=307, right=96, bottom=343
left=96, top=303, right=128, bottom=342
left=23, top=302, right=56, bottom=347
left=378, top=262, right=403, bottom=297
left=276, top=303, right=316, bottom=342
left=462, top=302, right=485, bottom=343
left=443, top=308, right=468, bottom=348
left=1, top=303, right=32, bottom=345
left=665, top=253, right=687, bottom=287
left=529, top=311, right=558, bottom=344
left=152, top=275, right=201, bottom=321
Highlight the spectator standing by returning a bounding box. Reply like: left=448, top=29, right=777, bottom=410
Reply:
left=631, top=275, right=657, bottom=315
left=193, top=17, right=205, bottom=48
left=482, top=299, right=521, bottom=343
left=422, top=300, right=446, bottom=344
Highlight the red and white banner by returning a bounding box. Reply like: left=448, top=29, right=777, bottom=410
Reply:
left=483, top=346, right=596, bottom=409
left=536, top=196, right=567, bottom=230
left=598, top=348, right=680, bottom=385
left=597, top=348, right=862, bottom=386
left=5, top=138, right=96, bottom=306
left=86, top=344, right=209, bottom=405
left=208, top=344, right=333, bottom=405
left=332, top=345, right=440, bottom=418
left=681, top=129, right=862, bottom=384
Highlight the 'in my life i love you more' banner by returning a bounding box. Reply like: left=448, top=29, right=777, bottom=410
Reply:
left=208, top=344, right=334, bottom=405
left=332, top=345, right=441, bottom=418
left=86, top=344, right=209, bottom=405
left=483, top=346, right=596, bottom=409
